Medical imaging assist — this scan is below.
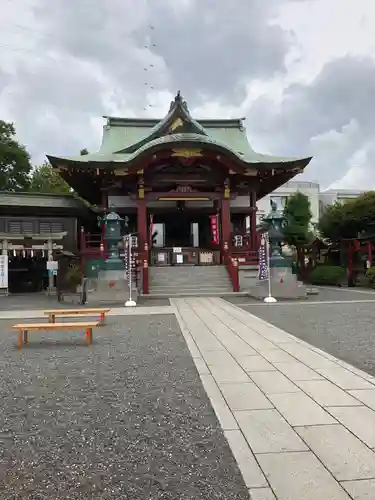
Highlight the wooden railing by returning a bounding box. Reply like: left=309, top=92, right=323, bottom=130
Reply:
left=223, top=250, right=240, bottom=292
left=231, top=249, right=258, bottom=265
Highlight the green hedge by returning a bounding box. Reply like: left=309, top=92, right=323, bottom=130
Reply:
left=309, top=265, right=346, bottom=286
left=365, top=266, right=375, bottom=288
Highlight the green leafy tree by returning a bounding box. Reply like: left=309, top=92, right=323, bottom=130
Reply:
left=283, top=192, right=313, bottom=279
left=319, top=191, right=375, bottom=242
left=29, top=162, right=72, bottom=194
left=318, top=202, right=353, bottom=242
left=283, top=192, right=313, bottom=246
left=0, top=120, right=32, bottom=191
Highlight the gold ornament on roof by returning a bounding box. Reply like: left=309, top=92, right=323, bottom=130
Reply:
left=138, top=173, right=145, bottom=199
left=169, top=117, right=184, bottom=132
left=171, top=148, right=202, bottom=158
left=114, top=168, right=129, bottom=176
left=224, top=179, right=230, bottom=199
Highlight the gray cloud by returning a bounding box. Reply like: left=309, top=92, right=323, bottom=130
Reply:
left=0, top=0, right=291, bottom=163
left=0, top=0, right=374, bottom=192
left=246, top=56, right=375, bottom=188
left=32, top=0, right=289, bottom=106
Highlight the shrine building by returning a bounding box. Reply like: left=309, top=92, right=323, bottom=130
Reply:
left=47, top=92, right=312, bottom=294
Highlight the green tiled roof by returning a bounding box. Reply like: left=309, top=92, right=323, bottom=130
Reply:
left=0, top=192, right=87, bottom=210
left=48, top=92, right=312, bottom=169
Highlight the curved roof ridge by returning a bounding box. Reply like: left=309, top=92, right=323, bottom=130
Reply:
left=114, top=91, right=208, bottom=154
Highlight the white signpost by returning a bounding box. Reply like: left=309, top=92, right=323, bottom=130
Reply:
left=0, top=255, right=9, bottom=295
left=124, top=234, right=137, bottom=307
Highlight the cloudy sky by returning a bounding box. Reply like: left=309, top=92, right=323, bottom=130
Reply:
left=1, top=0, right=375, bottom=190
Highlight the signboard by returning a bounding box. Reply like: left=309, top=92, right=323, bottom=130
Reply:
left=123, top=235, right=137, bottom=281
left=173, top=247, right=182, bottom=253
left=46, top=260, right=58, bottom=270
left=234, top=234, right=243, bottom=248
left=210, top=215, right=219, bottom=245
left=0, top=255, right=8, bottom=291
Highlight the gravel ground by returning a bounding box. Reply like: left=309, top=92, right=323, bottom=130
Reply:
left=236, top=299, right=375, bottom=376
left=0, top=315, right=249, bottom=500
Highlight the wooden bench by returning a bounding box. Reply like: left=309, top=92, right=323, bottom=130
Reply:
left=44, top=308, right=110, bottom=324
left=12, top=322, right=100, bottom=349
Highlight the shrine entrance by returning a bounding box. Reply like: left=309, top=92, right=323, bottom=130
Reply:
left=152, top=211, right=212, bottom=249
left=150, top=210, right=220, bottom=266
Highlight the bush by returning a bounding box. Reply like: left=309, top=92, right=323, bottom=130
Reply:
left=365, top=266, right=375, bottom=288
left=309, top=265, right=346, bottom=286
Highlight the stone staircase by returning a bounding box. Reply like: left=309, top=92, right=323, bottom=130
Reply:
left=145, top=265, right=244, bottom=298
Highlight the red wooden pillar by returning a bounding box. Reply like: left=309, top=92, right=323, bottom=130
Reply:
left=250, top=190, right=257, bottom=250
left=221, top=195, right=231, bottom=263
left=101, top=189, right=108, bottom=210
left=368, top=241, right=372, bottom=268
left=347, top=241, right=354, bottom=286
left=80, top=226, right=85, bottom=274
left=137, top=172, right=149, bottom=294
left=137, top=198, right=147, bottom=252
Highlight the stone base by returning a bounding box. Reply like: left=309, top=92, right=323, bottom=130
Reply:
left=86, top=270, right=138, bottom=304
left=250, top=267, right=307, bottom=300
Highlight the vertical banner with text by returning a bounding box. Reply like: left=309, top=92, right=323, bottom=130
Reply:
left=210, top=215, right=219, bottom=245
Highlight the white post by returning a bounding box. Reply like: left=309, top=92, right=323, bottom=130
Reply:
left=125, top=234, right=136, bottom=307
left=47, top=238, right=54, bottom=295
left=264, top=233, right=277, bottom=303
left=1, top=239, right=8, bottom=296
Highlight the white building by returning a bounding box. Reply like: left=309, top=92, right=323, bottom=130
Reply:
left=256, top=181, right=320, bottom=225
left=254, top=183, right=367, bottom=230
left=319, top=189, right=365, bottom=213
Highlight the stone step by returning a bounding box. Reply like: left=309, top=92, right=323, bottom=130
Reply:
left=150, top=278, right=231, bottom=285
left=150, top=285, right=233, bottom=293
left=148, top=265, right=235, bottom=297
left=149, top=265, right=226, bottom=271
left=150, top=273, right=229, bottom=279
left=141, top=291, right=249, bottom=298
left=150, top=270, right=228, bottom=276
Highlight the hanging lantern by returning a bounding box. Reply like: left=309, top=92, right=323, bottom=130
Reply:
left=30, top=249, right=34, bottom=258
left=22, top=249, right=26, bottom=258
left=13, top=249, right=16, bottom=257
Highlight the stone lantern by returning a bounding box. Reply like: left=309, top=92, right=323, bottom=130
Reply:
left=260, top=201, right=290, bottom=268
left=251, top=200, right=306, bottom=300
left=99, top=209, right=124, bottom=271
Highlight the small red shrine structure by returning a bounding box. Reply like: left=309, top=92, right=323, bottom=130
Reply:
left=47, top=91, right=312, bottom=293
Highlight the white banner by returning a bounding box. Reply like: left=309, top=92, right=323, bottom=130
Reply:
left=0, top=255, right=8, bottom=289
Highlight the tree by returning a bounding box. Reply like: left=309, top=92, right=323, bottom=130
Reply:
left=319, top=191, right=375, bottom=242
left=29, top=162, right=72, bottom=194
left=0, top=120, right=32, bottom=191
left=283, top=192, right=313, bottom=280
left=283, top=192, right=313, bottom=246
left=80, top=148, right=89, bottom=155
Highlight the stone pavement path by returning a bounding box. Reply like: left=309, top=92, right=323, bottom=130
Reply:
left=171, top=297, right=375, bottom=500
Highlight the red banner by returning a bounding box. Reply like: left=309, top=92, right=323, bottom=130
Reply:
left=210, top=215, right=219, bottom=245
